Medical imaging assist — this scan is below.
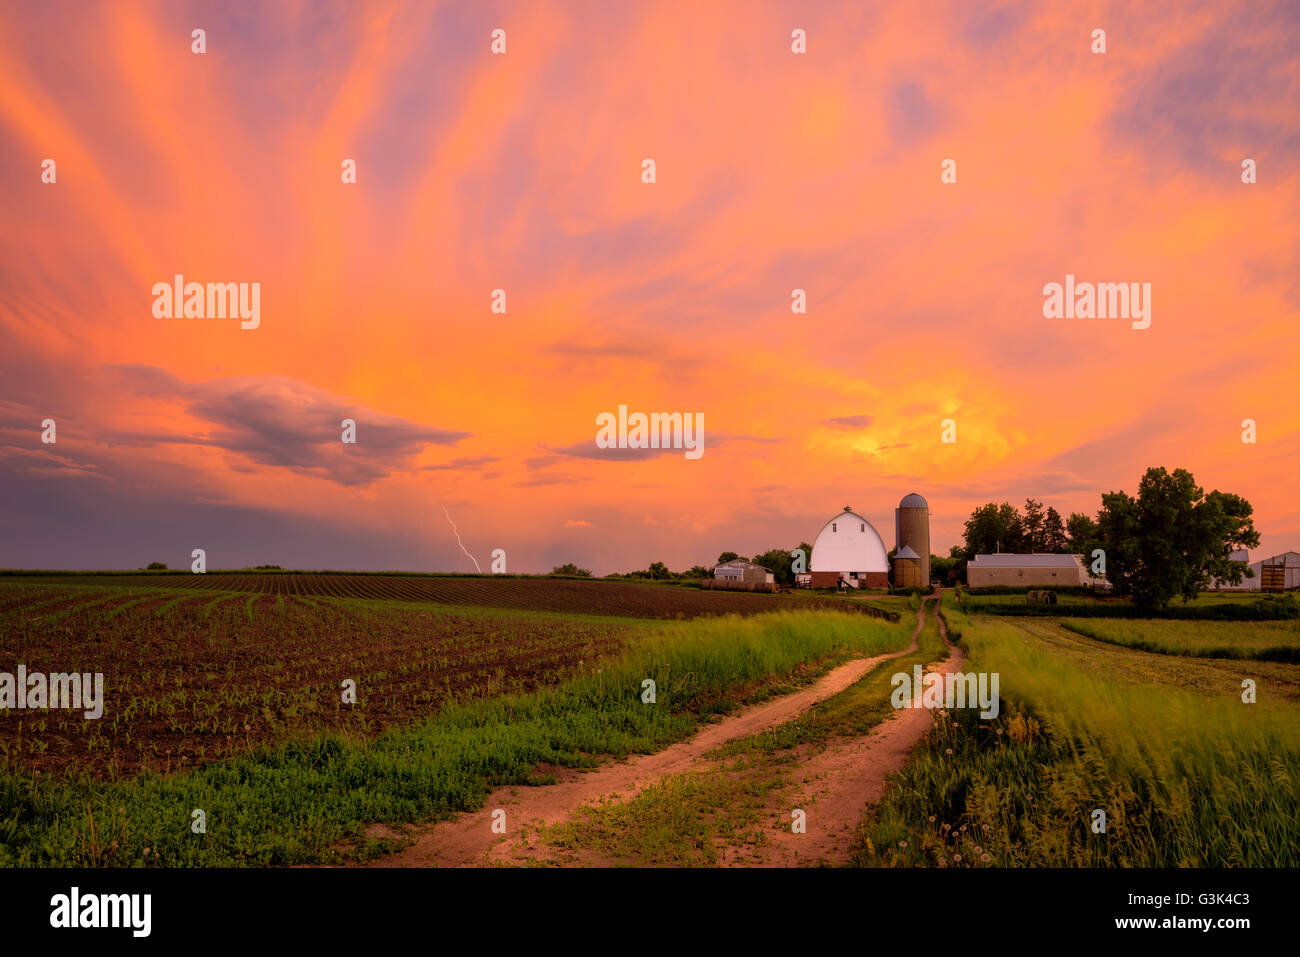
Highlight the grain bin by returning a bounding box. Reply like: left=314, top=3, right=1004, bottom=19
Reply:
left=895, top=492, right=931, bottom=586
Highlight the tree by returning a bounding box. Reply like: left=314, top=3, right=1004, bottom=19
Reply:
left=1042, top=507, right=1069, bottom=552
left=931, top=554, right=965, bottom=586
left=1021, top=498, right=1045, bottom=552
left=685, top=565, right=711, bottom=579
left=751, top=548, right=793, bottom=586
left=716, top=551, right=741, bottom=565
left=748, top=544, right=814, bottom=585
left=1093, top=467, right=1260, bottom=611
left=146, top=561, right=168, bottom=570
left=961, top=502, right=1024, bottom=559
left=646, top=561, right=670, bottom=580
left=551, top=563, right=592, bottom=577
left=1066, top=512, right=1099, bottom=553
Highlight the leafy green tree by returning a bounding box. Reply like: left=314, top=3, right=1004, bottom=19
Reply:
left=961, top=502, right=1024, bottom=559
left=146, top=561, right=168, bottom=570
left=685, top=565, right=711, bottom=578
left=1066, top=512, right=1099, bottom=553
left=646, top=561, right=670, bottom=580
left=930, top=554, right=965, bottom=586
left=1042, top=507, right=1069, bottom=552
left=551, top=563, right=592, bottom=577
left=1094, top=467, right=1260, bottom=611
left=1021, top=499, right=1044, bottom=552
left=716, top=551, right=741, bottom=565
left=751, top=548, right=792, bottom=585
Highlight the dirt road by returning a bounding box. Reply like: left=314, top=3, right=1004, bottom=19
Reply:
left=369, top=593, right=959, bottom=867
left=729, top=598, right=963, bottom=866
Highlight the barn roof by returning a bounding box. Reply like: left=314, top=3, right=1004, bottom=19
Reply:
left=714, top=559, right=772, bottom=571
left=970, top=553, right=1080, bottom=567
left=1250, top=551, right=1300, bottom=568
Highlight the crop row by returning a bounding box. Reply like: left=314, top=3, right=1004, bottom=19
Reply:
left=0, top=585, right=627, bottom=779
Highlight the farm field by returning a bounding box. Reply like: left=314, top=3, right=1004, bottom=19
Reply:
left=0, top=580, right=910, bottom=866
left=853, top=598, right=1300, bottom=867
left=1, top=574, right=897, bottom=621
left=0, top=583, right=630, bottom=778
left=5, top=575, right=1296, bottom=869
left=1061, top=617, right=1300, bottom=662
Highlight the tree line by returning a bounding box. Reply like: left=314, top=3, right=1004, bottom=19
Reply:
left=562, top=544, right=814, bottom=586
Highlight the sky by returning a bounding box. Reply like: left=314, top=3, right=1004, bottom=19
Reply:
left=1, top=0, right=1297, bottom=575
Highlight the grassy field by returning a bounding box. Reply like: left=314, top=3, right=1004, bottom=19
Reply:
left=1060, top=617, right=1300, bottom=662
left=853, top=598, right=1300, bottom=867
left=7, top=576, right=1294, bottom=868
left=955, top=588, right=1298, bottom=620
left=0, top=582, right=908, bottom=866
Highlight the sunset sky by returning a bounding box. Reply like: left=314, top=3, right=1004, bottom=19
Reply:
left=1, top=0, right=1297, bottom=574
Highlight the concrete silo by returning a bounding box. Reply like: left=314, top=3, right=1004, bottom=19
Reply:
left=894, top=492, right=931, bottom=588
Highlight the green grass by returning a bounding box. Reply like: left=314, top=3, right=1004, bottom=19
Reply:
left=1060, top=617, right=1300, bottom=662
left=545, top=765, right=784, bottom=866
left=852, top=600, right=1300, bottom=867
left=0, top=607, right=907, bottom=866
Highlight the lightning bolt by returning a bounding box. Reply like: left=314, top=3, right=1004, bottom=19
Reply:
left=441, top=504, right=482, bottom=573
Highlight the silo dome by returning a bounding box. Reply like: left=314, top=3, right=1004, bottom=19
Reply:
left=900, top=492, right=929, bottom=509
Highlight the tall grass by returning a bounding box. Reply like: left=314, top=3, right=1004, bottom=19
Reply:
left=0, top=609, right=905, bottom=866
left=854, top=603, right=1300, bottom=866
left=1061, top=617, right=1300, bottom=663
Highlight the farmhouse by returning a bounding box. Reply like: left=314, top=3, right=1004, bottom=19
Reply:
left=803, top=506, right=890, bottom=589
left=967, top=553, right=1086, bottom=588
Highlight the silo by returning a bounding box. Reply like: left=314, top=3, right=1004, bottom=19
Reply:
left=895, top=492, right=931, bottom=586
left=894, top=545, right=923, bottom=588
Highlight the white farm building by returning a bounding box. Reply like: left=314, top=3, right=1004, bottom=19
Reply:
left=803, top=506, right=890, bottom=588
left=1214, top=551, right=1300, bottom=591
left=967, top=553, right=1087, bottom=588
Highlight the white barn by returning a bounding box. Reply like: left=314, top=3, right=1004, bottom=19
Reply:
left=806, top=506, right=890, bottom=588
